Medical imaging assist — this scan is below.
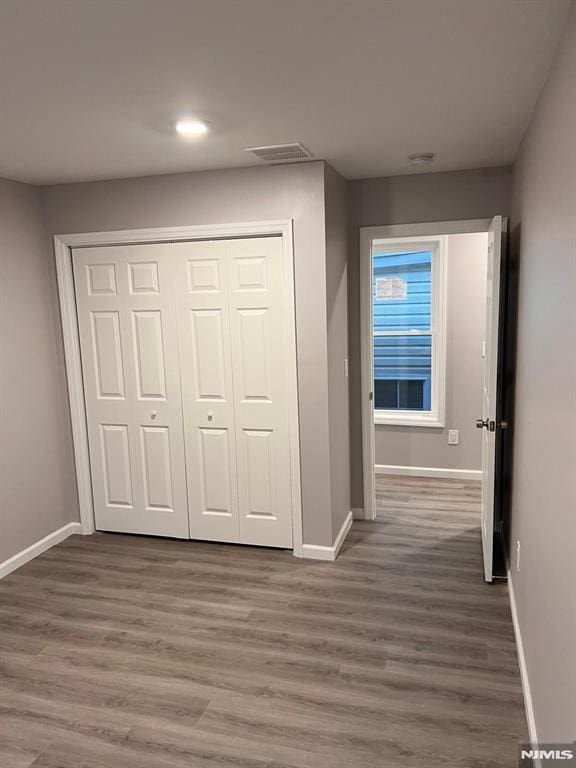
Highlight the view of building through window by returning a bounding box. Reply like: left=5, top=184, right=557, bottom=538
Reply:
left=373, top=249, right=433, bottom=412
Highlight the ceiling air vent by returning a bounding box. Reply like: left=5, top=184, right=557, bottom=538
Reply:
left=245, top=142, right=314, bottom=164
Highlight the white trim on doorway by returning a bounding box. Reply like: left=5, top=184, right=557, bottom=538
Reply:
left=0, top=522, right=82, bottom=580
left=54, top=220, right=304, bottom=557
left=360, top=218, right=491, bottom=521
left=375, top=464, right=482, bottom=481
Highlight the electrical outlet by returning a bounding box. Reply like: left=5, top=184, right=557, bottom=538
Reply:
left=515, top=540, right=521, bottom=572
left=448, top=429, right=459, bottom=445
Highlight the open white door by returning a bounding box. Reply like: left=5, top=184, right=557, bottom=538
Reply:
left=478, top=215, right=507, bottom=582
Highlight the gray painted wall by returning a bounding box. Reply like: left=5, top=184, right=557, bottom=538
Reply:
left=509, top=4, right=576, bottom=741
left=1, top=162, right=513, bottom=557
left=348, top=167, right=512, bottom=507
left=40, top=161, right=337, bottom=547
left=324, top=164, right=351, bottom=533
left=375, top=232, right=487, bottom=472
left=0, top=178, right=79, bottom=563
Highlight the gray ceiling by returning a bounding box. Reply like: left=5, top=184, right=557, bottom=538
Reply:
left=0, top=0, right=571, bottom=184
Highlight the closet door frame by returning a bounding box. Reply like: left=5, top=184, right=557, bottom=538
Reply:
left=54, top=220, right=303, bottom=556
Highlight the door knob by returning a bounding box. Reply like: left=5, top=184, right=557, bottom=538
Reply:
left=476, top=419, right=507, bottom=432
left=150, top=410, right=158, bottom=420
left=476, top=418, right=496, bottom=431
left=207, top=412, right=214, bottom=421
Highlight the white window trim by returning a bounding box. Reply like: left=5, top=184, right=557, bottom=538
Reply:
left=371, top=235, right=447, bottom=428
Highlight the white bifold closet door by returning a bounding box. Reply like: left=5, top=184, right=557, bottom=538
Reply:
left=73, top=244, right=190, bottom=538
left=174, top=237, right=293, bottom=548
left=73, top=237, right=293, bottom=549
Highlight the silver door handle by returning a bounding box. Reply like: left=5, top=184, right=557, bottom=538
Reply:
left=476, top=419, right=508, bottom=432
left=476, top=419, right=495, bottom=431
left=207, top=412, right=214, bottom=421
left=150, top=410, right=158, bottom=420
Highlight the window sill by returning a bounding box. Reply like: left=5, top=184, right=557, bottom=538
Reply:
left=374, top=411, right=444, bottom=428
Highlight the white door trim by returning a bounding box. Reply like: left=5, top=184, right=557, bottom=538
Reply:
left=360, top=218, right=492, bottom=520
left=54, top=220, right=304, bottom=557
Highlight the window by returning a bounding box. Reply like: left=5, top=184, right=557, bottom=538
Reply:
left=372, top=236, right=446, bottom=427
left=374, top=378, right=425, bottom=410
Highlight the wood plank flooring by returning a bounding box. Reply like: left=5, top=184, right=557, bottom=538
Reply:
left=0, top=475, right=526, bottom=767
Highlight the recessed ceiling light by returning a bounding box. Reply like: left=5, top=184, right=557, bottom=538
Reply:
left=174, top=119, right=209, bottom=136
left=408, top=152, right=435, bottom=168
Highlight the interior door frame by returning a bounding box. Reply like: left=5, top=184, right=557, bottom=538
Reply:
left=360, top=218, right=492, bottom=521
left=54, top=220, right=304, bottom=556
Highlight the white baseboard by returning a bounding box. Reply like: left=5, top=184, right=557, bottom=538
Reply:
left=0, top=522, right=83, bottom=580
left=352, top=507, right=365, bottom=520
left=302, top=510, right=353, bottom=561
left=375, top=464, right=482, bottom=481
left=508, top=570, right=540, bottom=766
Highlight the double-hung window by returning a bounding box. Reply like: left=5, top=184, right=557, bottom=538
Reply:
left=372, top=236, right=446, bottom=427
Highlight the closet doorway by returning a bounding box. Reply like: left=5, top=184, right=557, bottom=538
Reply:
left=55, top=222, right=302, bottom=554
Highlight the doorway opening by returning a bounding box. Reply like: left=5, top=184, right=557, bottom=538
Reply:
left=360, top=218, right=508, bottom=582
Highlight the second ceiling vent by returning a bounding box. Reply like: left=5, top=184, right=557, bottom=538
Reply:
left=245, top=142, right=314, bottom=164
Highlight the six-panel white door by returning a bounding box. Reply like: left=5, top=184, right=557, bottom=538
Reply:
left=174, top=237, right=293, bottom=548
left=74, top=237, right=294, bottom=549
left=173, top=240, right=241, bottom=543
left=73, top=244, right=189, bottom=538
left=227, top=238, right=293, bottom=547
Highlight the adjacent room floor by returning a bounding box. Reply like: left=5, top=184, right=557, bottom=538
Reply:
left=0, top=476, right=526, bottom=767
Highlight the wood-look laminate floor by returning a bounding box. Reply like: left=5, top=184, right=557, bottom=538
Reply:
left=0, top=476, right=526, bottom=768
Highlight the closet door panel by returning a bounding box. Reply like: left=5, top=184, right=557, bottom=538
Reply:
left=99, top=424, right=133, bottom=508
left=173, top=241, right=240, bottom=542
left=197, top=427, right=235, bottom=518
left=131, top=310, right=167, bottom=400
left=73, top=244, right=189, bottom=538
left=227, top=238, right=293, bottom=548
left=235, top=308, right=273, bottom=402
left=90, top=311, right=125, bottom=399
left=189, top=308, right=228, bottom=401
